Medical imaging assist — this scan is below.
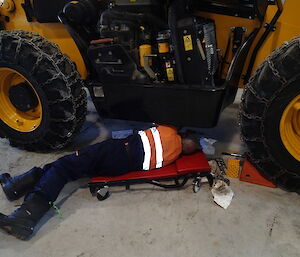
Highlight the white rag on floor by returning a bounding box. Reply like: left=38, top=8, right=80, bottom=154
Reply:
left=211, top=180, right=234, bottom=209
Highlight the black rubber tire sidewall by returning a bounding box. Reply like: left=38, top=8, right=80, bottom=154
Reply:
left=0, top=62, right=51, bottom=142
left=264, top=79, right=300, bottom=173
left=240, top=37, right=300, bottom=192
left=0, top=30, right=87, bottom=151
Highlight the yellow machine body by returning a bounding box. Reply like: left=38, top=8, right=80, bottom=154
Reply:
left=198, top=0, right=300, bottom=84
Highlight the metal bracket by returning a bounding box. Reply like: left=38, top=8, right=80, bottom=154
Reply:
left=264, top=23, right=277, bottom=32
left=143, top=54, right=158, bottom=81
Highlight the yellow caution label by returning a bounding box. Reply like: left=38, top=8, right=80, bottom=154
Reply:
left=166, top=68, right=175, bottom=81
left=183, top=35, right=193, bottom=51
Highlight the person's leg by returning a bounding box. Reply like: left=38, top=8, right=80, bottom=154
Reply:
left=0, top=139, right=118, bottom=203
left=34, top=138, right=132, bottom=203
left=0, top=134, right=145, bottom=202
left=0, top=139, right=134, bottom=240
left=0, top=167, right=43, bottom=201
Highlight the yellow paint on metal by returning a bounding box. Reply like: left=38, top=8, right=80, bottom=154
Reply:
left=0, top=0, right=87, bottom=79
left=0, top=0, right=15, bottom=12
left=253, top=1, right=300, bottom=73
left=280, top=94, right=300, bottom=161
left=183, top=35, right=193, bottom=51
left=0, top=67, right=42, bottom=132
left=226, top=159, right=240, bottom=178
left=198, top=0, right=300, bottom=85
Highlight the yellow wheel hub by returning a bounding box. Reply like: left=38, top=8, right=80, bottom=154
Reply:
left=280, top=94, right=300, bottom=161
left=0, top=68, right=42, bottom=132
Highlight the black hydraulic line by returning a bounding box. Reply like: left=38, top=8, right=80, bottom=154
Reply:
left=221, top=28, right=259, bottom=109
left=226, top=29, right=259, bottom=85
left=276, top=0, right=284, bottom=12
left=244, top=0, right=283, bottom=83
left=58, top=13, right=94, bottom=77
left=219, top=29, right=232, bottom=78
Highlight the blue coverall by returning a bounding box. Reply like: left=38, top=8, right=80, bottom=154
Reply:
left=30, top=134, right=144, bottom=202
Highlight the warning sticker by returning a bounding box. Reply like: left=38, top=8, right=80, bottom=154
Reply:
left=166, top=68, right=175, bottom=81
left=183, top=35, right=193, bottom=51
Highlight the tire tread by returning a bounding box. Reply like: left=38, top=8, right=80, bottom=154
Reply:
left=0, top=30, right=87, bottom=151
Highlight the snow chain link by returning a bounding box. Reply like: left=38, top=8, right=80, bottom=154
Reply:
left=239, top=37, right=300, bottom=180
left=0, top=30, right=80, bottom=104
left=0, top=30, right=87, bottom=150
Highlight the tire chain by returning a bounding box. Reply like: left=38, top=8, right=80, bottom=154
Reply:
left=239, top=37, right=300, bottom=188
left=6, top=30, right=82, bottom=102
left=0, top=30, right=87, bottom=150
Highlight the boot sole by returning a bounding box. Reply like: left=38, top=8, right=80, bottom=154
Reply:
left=0, top=219, right=33, bottom=240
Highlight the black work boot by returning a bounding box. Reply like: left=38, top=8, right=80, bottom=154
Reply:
left=0, top=167, right=43, bottom=201
left=0, top=193, right=50, bottom=240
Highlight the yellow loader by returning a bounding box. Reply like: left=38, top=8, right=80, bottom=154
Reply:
left=0, top=0, right=299, bottom=192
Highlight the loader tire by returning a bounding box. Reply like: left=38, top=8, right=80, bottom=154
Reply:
left=0, top=30, right=87, bottom=151
left=240, top=37, right=300, bottom=193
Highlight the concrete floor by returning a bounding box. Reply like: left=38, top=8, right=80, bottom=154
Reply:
left=0, top=90, right=300, bottom=257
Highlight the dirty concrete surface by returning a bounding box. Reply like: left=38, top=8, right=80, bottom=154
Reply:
left=0, top=90, right=299, bottom=257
